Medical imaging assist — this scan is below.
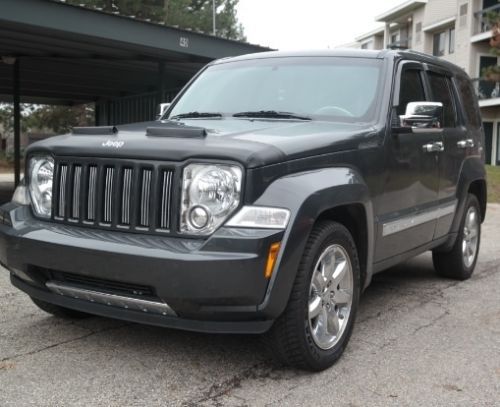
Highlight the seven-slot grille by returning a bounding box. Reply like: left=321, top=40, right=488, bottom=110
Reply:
left=53, top=159, right=174, bottom=234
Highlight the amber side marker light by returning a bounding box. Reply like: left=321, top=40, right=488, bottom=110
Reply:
left=265, top=242, right=281, bottom=279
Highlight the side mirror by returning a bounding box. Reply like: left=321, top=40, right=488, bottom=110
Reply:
left=396, top=102, right=443, bottom=133
left=156, top=103, right=171, bottom=120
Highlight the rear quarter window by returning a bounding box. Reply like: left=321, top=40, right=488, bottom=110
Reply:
left=455, top=75, right=481, bottom=128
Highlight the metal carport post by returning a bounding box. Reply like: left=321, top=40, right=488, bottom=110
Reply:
left=13, top=58, right=20, bottom=187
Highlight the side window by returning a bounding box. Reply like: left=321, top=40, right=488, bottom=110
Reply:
left=398, top=69, right=426, bottom=116
left=456, top=75, right=481, bottom=128
left=428, top=72, right=456, bottom=128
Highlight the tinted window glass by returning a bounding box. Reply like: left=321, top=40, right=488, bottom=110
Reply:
left=428, top=72, right=456, bottom=127
left=168, top=57, right=383, bottom=123
left=456, top=75, right=481, bottom=128
left=398, top=69, right=425, bottom=115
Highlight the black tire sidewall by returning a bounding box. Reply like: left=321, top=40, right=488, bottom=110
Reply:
left=433, top=193, right=481, bottom=280
left=300, top=222, right=361, bottom=369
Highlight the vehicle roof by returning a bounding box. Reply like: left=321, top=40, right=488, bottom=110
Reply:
left=212, top=49, right=467, bottom=76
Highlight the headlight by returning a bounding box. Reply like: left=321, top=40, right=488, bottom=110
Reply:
left=28, top=155, right=54, bottom=218
left=180, top=163, right=242, bottom=235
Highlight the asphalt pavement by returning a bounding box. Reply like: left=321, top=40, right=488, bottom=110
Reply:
left=1, top=205, right=499, bottom=406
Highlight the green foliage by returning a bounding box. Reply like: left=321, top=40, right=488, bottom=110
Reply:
left=486, top=165, right=500, bottom=203
left=65, top=0, right=246, bottom=40
left=483, top=6, right=500, bottom=77
left=0, top=104, right=94, bottom=138
left=25, top=105, right=95, bottom=134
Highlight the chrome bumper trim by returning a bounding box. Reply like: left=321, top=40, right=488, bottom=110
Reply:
left=45, top=281, right=177, bottom=317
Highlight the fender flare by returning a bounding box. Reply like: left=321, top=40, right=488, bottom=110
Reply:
left=251, top=167, right=374, bottom=319
left=438, top=156, right=487, bottom=252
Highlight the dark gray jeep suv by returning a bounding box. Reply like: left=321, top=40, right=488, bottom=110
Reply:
left=0, top=50, right=487, bottom=371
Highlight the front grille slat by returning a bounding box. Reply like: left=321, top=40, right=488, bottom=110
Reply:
left=103, top=167, right=115, bottom=223
left=58, top=165, right=68, bottom=218
left=53, top=159, right=174, bottom=235
left=140, top=169, right=152, bottom=227
left=160, top=170, right=173, bottom=229
left=72, top=165, right=82, bottom=219
left=121, top=168, right=132, bottom=225
left=87, top=166, right=98, bottom=221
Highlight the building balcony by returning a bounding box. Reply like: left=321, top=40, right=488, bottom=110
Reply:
left=472, top=77, right=500, bottom=107
left=471, top=4, right=500, bottom=43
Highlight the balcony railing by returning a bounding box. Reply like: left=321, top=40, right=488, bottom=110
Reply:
left=471, top=77, right=500, bottom=101
left=474, top=4, right=500, bottom=35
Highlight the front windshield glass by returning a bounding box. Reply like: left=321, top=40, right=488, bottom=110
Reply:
left=167, top=56, right=384, bottom=123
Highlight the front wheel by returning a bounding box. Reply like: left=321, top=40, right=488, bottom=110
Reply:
left=433, top=194, right=481, bottom=280
left=265, top=221, right=360, bottom=371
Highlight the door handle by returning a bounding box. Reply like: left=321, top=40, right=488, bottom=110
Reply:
left=422, top=141, right=444, bottom=153
left=457, top=139, right=474, bottom=148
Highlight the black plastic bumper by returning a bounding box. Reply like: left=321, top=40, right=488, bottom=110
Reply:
left=10, top=274, right=274, bottom=334
left=0, top=204, right=284, bottom=334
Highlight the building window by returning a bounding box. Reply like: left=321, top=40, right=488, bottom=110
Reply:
left=415, top=22, right=422, bottom=44
left=449, top=27, right=455, bottom=53
left=433, top=31, right=446, bottom=56
left=459, top=3, right=468, bottom=27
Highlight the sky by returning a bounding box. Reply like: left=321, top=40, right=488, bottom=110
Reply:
left=236, top=0, right=405, bottom=50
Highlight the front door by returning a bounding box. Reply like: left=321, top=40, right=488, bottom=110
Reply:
left=375, top=62, right=442, bottom=262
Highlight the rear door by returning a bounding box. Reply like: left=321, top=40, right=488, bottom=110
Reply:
left=425, top=68, right=463, bottom=238
left=375, top=61, right=443, bottom=262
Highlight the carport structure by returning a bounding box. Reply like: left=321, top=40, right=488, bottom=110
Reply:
left=0, top=0, right=270, bottom=186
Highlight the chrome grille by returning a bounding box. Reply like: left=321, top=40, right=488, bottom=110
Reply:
left=160, top=170, right=173, bottom=229
left=103, top=167, right=115, bottom=224
left=87, top=166, right=97, bottom=221
left=140, top=169, right=152, bottom=227
left=53, top=159, right=175, bottom=234
left=71, top=165, right=82, bottom=219
left=121, top=168, right=132, bottom=225
left=58, top=164, right=68, bottom=218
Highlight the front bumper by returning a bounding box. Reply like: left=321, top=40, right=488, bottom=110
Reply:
left=0, top=204, right=284, bottom=334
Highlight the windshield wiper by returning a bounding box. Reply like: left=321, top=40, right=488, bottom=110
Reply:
left=232, top=110, right=311, bottom=120
left=169, top=112, right=223, bottom=120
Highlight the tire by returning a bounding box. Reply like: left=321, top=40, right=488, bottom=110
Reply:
left=265, top=221, right=361, bottom=371
left=31, top=297, right=90, bottom=319
left=432, top=193, right=481, bottom=280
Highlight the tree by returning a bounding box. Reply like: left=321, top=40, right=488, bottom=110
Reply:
left=482, top=9, right=500, bottom=81
left=65, top=0, right=246, bottom=40
left=24, top=105, right=95, bottom=134
left=0, top=103, right=94, bottom=143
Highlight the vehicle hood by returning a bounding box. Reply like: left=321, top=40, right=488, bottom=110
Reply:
left=29, top=119, right=380, bottom=168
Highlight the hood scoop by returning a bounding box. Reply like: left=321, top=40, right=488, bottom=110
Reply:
left=146, top=125, right=206, bottom=138
left=72, top=126, right=118, bottom=135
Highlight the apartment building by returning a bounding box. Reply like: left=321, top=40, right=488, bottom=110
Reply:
left=351, top=0, right=500, bottom=166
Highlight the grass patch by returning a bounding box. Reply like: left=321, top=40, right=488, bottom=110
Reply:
left=486, top=165, right=500, bottom=203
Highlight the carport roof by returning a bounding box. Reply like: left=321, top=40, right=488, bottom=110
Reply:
left=0, top=0, right=271, bottom=105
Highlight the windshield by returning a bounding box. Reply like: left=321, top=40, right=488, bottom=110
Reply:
left=167, top=56, right=384, bottom=123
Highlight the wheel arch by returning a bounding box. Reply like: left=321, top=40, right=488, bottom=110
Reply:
left=316, top=204, right=369, bottom=293
left=252, top=166, right=375, bottom=319
left=452, top=157, right=487, bottom=234
left=468, top=178, right=487, bottom=222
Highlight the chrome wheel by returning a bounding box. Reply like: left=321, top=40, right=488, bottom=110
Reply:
left=462, top=206, right=479, bottom=268
left=308, top=244, right=353, bottom=350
